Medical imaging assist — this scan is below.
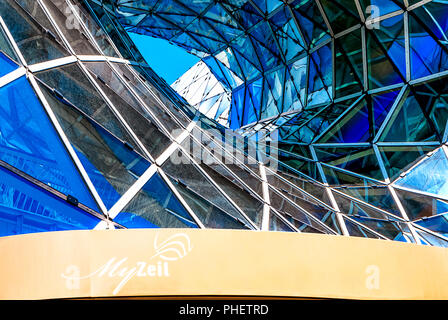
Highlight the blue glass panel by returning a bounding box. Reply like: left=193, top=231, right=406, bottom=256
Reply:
left=415, top=213, right=448, bottom=237
left=307, top=44, right=332, bottom=106
left=395, top=148, right=448, bottom=197
left=0, top=51, right=18, bottom=77
left=0, top=77, right=99, bottom=211
left=409, top=14, right=448, bottom=79
left=229, top=86, right=245, bottom=129
left=291, top=0, right=330, bottom=48
left=0, top=166, right=101, bottom=237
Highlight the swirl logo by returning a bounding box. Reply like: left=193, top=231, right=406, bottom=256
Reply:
left=150, top=233, right=193, bottom=261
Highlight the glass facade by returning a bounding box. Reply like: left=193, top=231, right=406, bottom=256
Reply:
left=0, top=0, right=446, bottom=247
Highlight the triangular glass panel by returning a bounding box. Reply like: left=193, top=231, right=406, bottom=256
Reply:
left=351, top=215, right=409, bottom=241
left=394, top=187, right=447, bottom=221
left=84, top=62, right=172, bottom=159
left=269, top=6, right=306, bottom=62
left=0, top=25, right=19, bottom=67
left=366, top=14, right=406, bottom=88
left=269, top=211, right=296, bottom=232
left=269, top=187, right=332, bottom=234
left=321, top=163, right=382, bottom=187
left=414, top=213, right=448, bottom=238
left=343, top=217, right=382, bottom=239
left=334, top=29, right=364, bottom=98
left=379, top=145, right=437, bottom=181
left=249, top=22, right=282, bottom=72
left=380, top=90, right=439, bottom=142
left=409, top=12, right=448, bottom=79
left=411, top=78, right=448, bottom=140
left=319, top=0, right=361, bottom=34
left=40, top=0, right=100, bottom=55
left=335, top=185, right=402, bottom=217
left=36, top=63, right=145, bottom=154
left=318, top=90, right=399, bottom=143
left=0, top=51, right=18, bottom=78
left=196, top=157, right=264, bottom=228
left=290, top=0, right=330, bottom=48
left=270, top=169, right=333, bottom=206
left=414, top=227, right=448, bottom=247
left=333, top=190, right=403, bottom=220
left=307, top=44, right=332, bottom=106
left=261, top=67, right=285, bottom=120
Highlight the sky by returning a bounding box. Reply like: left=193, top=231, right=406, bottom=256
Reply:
left=128, top=32, right=200, bottom=85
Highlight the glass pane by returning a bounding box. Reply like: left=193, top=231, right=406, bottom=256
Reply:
left=84, top=62, right=172, bottom=159
left=351, top=215, right=407, bottom=241
left=0, top=51, right=19, bottom=78
left=379, top=145, right=436, bottom=181
left=0, top=25, right=19, bottom=66
left=414, top=213, right=448, bottom=238
left=40, top=0, right=100, bottom=55
left=0, top=0, right=70, bottom=64
left=0, top=165, right=101, bottom=237
left=39, top=84, right=151, bottom=209
left=162, top=149, right=250, bottom=228
left=269, top=188, right=329, bottom=234
left=395, top=148, right=448, bottom=197
left=395, top=187, right=444, bottom=221
left=0, top=76, right=99, bottom=211
left=115, top=173, right=198, bottom=229
left=269, top=211, right=295, bottom=232
left=72, top=0, right=120, bottom=57
left=36, top=63, right=144, bottom=154
left=344, top=217, right=382, bottom=239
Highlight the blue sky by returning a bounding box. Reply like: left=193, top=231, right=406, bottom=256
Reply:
left=128, top=32, right=200, bottom=84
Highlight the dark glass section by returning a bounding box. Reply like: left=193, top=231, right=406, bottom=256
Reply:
left=162, top=149, right=251, bottom=229
left=0, top=0, right=70, bottom=64
left=36, top=63, right=144, bottom=154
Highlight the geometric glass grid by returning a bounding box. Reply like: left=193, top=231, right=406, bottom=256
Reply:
left=0, top=0, right=446, bottom=248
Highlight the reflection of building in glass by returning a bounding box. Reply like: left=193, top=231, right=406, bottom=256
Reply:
left=0, top=0, right=447, bottom=247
